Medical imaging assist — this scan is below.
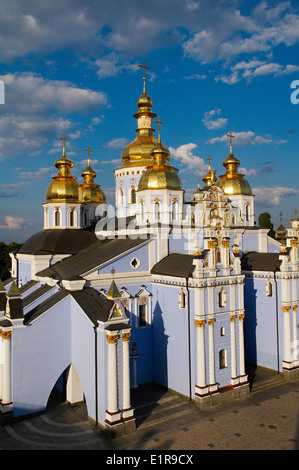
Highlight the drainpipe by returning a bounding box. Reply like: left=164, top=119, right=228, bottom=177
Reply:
left=186, top=277, right=192, bottom=401
left=274, top=271, right=280, bottom=374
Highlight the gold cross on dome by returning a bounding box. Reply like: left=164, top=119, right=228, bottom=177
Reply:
left=207, top=155, right=212, bottom=169
left=155, top=117, right=164, bottom=140
left=59, top=134, right=69, bottom=155
left=138, top=60, right=150, bottom=81
left=85, top=145, right=93, bottom=165
left=227, top=131, right=234, bottom=148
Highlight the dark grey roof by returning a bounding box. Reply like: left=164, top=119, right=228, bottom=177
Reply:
left=71, top=288, right=114, bottom=324
left=24, top=289, right=69, bottom=325
left=24, top=287, right=114, bottom=326
left=37, top=236, right=150, bottom=281
left=18, top=228, right=98, bottom=255
left=19, top=280, right=39, bottom=294
left=151, top=253, right=202, bottom=278
left=241, top=251, right=283, bottom=272
left=22, top=284, right=53, bottom=308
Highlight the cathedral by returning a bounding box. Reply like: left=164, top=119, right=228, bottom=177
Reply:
left=0, top=66, right=298, bottom=436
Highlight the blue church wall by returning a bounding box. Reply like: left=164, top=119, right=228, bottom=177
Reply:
left=130, top=326, right=153, bottom=385
left=12, top=296, right=72, bottom=418
left=243, top=275, right=283, bottom=371
left=151, top=283, right=193, bottom=397
left=69, top=297, right=98, bottom=422
left=18, top=260, right=32, bottom=286
left=97, top=243, right=150, bottom=275
left=212, top=314, right=234, bottom=388
left=23, top=286, right=58, bottom=315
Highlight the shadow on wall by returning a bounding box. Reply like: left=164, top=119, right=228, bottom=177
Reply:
left=152, top=300, right=169, bottom=388
left=243, top=278, right=258, bottom=382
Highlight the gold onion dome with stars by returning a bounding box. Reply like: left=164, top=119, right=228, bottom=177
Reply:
left=216, top=131, right=252, bottom=196
left=121, top=61, right=159, bottom=168
left=138, top=117, right=182, bottom=191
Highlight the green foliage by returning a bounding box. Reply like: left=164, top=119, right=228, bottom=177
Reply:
left=0, top=241, right=23, bottom=281
left=258, top=212, right=276, bottom=239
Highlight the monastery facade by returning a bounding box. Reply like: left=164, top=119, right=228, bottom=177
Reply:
left=0, top=67, right=298, bottom=436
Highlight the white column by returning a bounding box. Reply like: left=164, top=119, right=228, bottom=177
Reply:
left=282, top=306, right=292, bottom=368
left=230, top=315, right=238, bottom=384
left=106, top=333, right=119, bottom=414
left=122, top=331, right=135, bottom=423
left=2, top=330, right=12, bottom=405
left=195, top=320, right=206, bottom=389
left=208, top=318, right=217, bottom=392
left=122, top=332, right=131, bottom=410
left=292, top=306, right=298, bottom=365
left=238, top=313, right=246, bottom=381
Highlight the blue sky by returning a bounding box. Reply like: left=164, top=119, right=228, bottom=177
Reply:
left=0, top=0, right=299, bottom=243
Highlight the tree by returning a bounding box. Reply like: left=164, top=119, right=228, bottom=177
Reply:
left=258, top=212, right=275, bottom=239
left=0, top=241, right=23, bottom=281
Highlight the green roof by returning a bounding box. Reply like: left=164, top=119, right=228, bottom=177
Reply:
left=106, top=280, right=121, bottom=299
left=7, top=280, right=21, bottom=298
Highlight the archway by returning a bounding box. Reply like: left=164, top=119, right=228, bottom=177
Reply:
left=47, top=364, right=86, bottom=411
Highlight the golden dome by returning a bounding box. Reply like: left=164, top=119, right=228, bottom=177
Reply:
left=46, top=135, right=80, bottom=203
left=79, top=147, right=106, bottom=203
left=138, top=122, right=182, bottom=191
left=202, top=156, right=217, bottom=188
left=120, top=71, right=158, bottom=169
left=216, top=133, right=252, bottom=196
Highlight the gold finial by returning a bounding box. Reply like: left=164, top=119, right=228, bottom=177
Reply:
left=85, top=145, right=93, bottom=166
left=138, top=60, right=150, bottom=92
left=227, top=131, right=234, bottom=153
left=59, top=134, right=69, bottom=156
left=155, top=117, right=164, bottom=142
left=207, top=155, right=212, bottom=171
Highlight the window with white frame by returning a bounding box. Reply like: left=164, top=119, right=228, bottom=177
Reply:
left=178, top=288, right=187, bottom=309
left=54, top=209, right=61, bottom=227
left=135, top=285, right=152, bottom=327
left=219, top=349, right=227, bottom=369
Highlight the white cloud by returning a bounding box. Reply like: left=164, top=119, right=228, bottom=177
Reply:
left=184, top=73, right=206, bottom=80
left=202, top=109, right=228, bottom=130
left=0, top=215, right=25, bottom=229
left=1, top=73, right=107, bottom=114
left=0, top=72, right=107, bottom=158
left=19, top=167, right=52, bottom=181
left=207, top=131, right=287, bottom=146
left=169, top=143, right=208, bottom=175
left=106, top=138, right=129, bottom=149
left=253, top=186, right=299, bottom=206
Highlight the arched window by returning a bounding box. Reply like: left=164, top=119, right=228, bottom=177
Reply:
left=55, top=209, right=60, bottom=227
left=140, top=201, right=144, bottom=219
left=131, top=188, right=136, bottom=204
left=219, top=349, right=227, bottom=369
left=119, top=188, right=124, bottom=206
left=155, top=201, right=160, bottom=221
left=179, top=289, right=186, bottom=309
left=245, top=203, right=250, bottom=222
left=69, top=209, right=74, bottom=227
left=139, top=304, right=147, bottom=327
left=191, top=212, right=195, bottom=226
left=218, top=287, right=226, bottom=308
